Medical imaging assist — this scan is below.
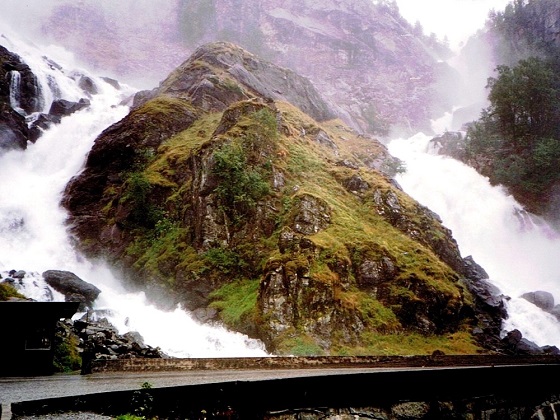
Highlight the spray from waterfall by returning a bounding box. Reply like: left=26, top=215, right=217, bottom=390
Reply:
left=388, top=131, right=560, bottom=349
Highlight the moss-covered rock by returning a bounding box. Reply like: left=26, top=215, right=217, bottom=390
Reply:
left=62, top=42, right=505, bottom=355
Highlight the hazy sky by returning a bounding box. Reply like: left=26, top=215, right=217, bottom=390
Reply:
left=395, top=0, right=512, bottom=50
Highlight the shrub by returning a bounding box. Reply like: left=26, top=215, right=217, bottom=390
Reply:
left=53, top=330, right=81, bottom=373
left=213, top=142, right=270, bottom=223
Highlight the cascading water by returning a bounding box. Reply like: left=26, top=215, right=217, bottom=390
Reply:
left=388, top=115, right=560, bottom=349
left=8, top=70, right=24, bottom=115
left=0, top=28, right=268, bottom=357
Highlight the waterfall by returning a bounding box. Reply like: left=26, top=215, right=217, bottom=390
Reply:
left=388, top=131, right=560, bottom=349
left=8, top=70, right=25, bottom=115
left=0, top=29, right=267, bottom=358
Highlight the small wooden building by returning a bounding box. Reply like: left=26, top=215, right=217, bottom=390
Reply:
left=0, top=301, right=80, bottom=376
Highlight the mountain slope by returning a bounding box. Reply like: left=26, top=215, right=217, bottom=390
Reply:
left=41, top=0, right=456, bottom=136
left=62, top=42, right=506, bottom=355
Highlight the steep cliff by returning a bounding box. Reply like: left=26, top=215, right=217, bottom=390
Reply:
left=62, top=42, right=505, bottom=355
left=41, top=0, right=456, bottom=136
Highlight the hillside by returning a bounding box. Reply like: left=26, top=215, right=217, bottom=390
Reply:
left=61, top=42, right=507, bottom=356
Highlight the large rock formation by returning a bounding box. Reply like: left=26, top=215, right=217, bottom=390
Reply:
left=61, top=41, right=511, bottom=355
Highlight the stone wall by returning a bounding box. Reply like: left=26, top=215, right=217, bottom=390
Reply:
left=88, top=354, right=560, bottom=373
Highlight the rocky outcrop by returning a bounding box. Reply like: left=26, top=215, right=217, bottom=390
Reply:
left=0, top=44, right=105, bottom=151
left=133, top=42, right=337, bottom=123
left=521, top=290, right=560, bottom=325
left=60, top=41, right=511, bottom=355
left=56, top=311, right=167, bottom=374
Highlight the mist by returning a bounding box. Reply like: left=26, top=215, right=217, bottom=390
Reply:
left=0, top=0, right=185, bottom=89
left=392, top=0, right=511, bottom=127
left=395, top=0, right=511, bottom=50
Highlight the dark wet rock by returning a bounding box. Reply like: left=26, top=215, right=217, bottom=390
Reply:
left=43, top=270, right=101, bottom=310
left=48, top=98, right=91, bottom=122
left=74, top=310, right=168, bottom=374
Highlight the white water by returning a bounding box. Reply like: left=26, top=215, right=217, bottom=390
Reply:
left=0, top=29, right=267, bottom=358
left=388, top=115, right=560, bottom=349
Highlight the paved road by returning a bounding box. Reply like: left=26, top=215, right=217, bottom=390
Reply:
left=0, top=367, right=387, bottom=405
left=3, top=363, right=560, bottom=419
left=0, top=367, right=397, bottom=419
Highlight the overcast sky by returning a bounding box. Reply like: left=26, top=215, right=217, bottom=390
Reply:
left=395, top=0, right=512, bottom=50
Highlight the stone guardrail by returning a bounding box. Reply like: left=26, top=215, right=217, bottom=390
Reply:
left=88, top=353, right=560, bottom=373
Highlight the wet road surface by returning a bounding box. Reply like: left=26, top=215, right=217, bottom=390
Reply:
left=0, top=367, right=387, bottom=404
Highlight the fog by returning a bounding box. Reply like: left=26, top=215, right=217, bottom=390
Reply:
left=0, top=0, right=176, bottom=35
left=1, top=0, right=513, bottom=93
left=395, top=0, right=511, bottom=50
left=0, top=0, right=184, bottom=89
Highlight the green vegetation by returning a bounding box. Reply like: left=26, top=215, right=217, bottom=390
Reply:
left=275, top=333, right=326, bottom=356
left=336, top=330, right=482, bottom=356
left=121, top=171, right=165, bottom=228
left=213, top=141, right=271, bottom=223
left=464, top=56, right=560, bottom=208
left=462, top=0, right=560, bottom=216
left=212, top=106, right=277, bottom=224
left=53, top=332, right=81, bottom=373
left=204, top=246, right=246, bottom=274
left=209, top=278, right=259, bottom=330
left=0, top=282, right=25, bottom=300
left=490, top=0, right=560, bottom=62
left=116, top=382, right=154, bottom=420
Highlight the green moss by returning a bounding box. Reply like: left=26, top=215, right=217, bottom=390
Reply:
left=347, top=291, right=401, bottom=332
left=158, top=112, right=222, bottom=160
left=0, top=282, right=25, bottom=300
left=115, top=415, right=145, bottom=420
left=127, top=223, right=189, bottom=285
left=209, top=278, right=260, bottom=329
left=132, top=96, right=197, bottom=123
left=274, top=332, right=326, bottom=356
left=350, top=330, right=483, bottom=356
left=175, top=246, right=209, bottom=276
left=53, top=332, right=81, bottom=373
left=221, top=77, right=245, bottom=95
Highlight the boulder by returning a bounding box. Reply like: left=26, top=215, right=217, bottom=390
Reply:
left=42, top=270, right=101, bottom=310
left=521, top=290, right=555, bottom=311
left=48, top=98, right=91, bottom=122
